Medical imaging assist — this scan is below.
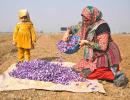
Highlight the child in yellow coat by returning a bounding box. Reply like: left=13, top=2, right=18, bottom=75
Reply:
left=13, top=9, right=36, bottom=62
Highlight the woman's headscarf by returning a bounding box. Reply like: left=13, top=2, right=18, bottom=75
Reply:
left=19, top=9, right=30, bottom=22
left=78, top=6, right=103, bottom=39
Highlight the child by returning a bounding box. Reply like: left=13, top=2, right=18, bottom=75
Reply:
left=13, top=9, right=36, bottom=62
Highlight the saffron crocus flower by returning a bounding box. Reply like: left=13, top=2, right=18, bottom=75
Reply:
left=9, top=60, right=86, bottom=85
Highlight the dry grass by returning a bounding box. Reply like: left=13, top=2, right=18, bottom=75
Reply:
left=0, top=33, right=130, bottom=100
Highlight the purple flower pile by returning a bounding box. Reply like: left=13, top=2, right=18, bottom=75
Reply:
left=9, top=60, right=86, bottom=85
left=56, top=35, right=80, bottom=54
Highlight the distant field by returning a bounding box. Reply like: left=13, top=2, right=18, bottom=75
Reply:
left=0, top=33, right=130, bottom=100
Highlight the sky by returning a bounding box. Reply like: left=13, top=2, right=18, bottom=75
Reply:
left=0, top=0, right=130, bottom=33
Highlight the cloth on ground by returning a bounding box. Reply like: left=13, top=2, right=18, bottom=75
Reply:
left=0, top=62, right=105, bottom=93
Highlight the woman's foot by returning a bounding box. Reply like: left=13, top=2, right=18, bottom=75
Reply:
left=114, top=72, right=129, bottom=88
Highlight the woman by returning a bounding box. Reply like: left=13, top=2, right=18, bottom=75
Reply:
left=62, top=6, right=128, bottom=87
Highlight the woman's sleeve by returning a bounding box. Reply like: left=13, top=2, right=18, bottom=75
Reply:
left=93, top=23, right=110, bottom=51
left=31, top=24, right=36, bottom=42
left=13, top=24, right=19, bottom=42
left=94, top=33, right=109, bottom=51
left=71, top=23, right=82, bottom=35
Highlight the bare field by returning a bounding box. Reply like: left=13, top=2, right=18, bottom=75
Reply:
left=0, top=33, right=130, bottom=100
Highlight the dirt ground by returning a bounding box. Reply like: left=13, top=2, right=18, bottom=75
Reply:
left=0, top=33, right=130, bottom=100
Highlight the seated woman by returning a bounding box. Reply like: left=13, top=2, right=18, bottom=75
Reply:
left=62, top=6, right=128, bottom=87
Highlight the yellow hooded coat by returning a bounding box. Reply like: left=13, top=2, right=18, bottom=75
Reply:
left=13, top=22, right=36, bottom=49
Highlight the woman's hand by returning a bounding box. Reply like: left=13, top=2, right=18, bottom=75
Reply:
left=62, top=28, right=71, bottom=41
left=79, top=40, right=89, bottom=48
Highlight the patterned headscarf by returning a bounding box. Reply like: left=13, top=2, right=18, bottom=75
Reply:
left=78, top=6, right=102, bottom=39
